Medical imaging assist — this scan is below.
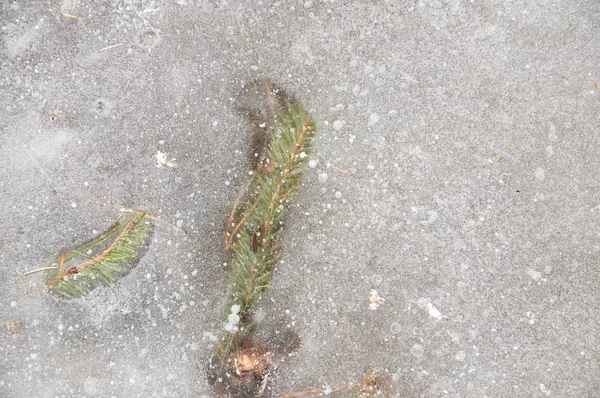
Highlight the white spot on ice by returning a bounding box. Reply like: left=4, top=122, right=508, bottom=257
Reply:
left=455, top=350, right=466, bottom=361
left=318, top=173, right=329, bottom=183
left=427, top=302, right=444, bottom=320
left=333, top=120, right=343, bottom=130
left=308, top=159, right=318, bottom=169
left=416, top=297, right=429, bottom=308
left=10, top=301, right=16, bottom=307
left=535, top=168, right=545, bottom=181
left=527, top=268, right=542, bottom=281
left=228, top=313, right=240, bottom=324
left=427, top=210, right=438, bottom=223
left=410, top=343, right=424, bottom=358
left=368, top=113, right=380, bottom=125
left=71, top=202, right=77, bottom=208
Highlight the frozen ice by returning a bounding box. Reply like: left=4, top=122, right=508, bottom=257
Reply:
left=2, top=2, right=597, bottom=397
left=527, top=268, right=543, bottom=281
left=427, top=302, right=444, bottom=320
left=410, top=343, right=424, bottom=358
left=455, top=350, right=467, bottom=361
left=368, top=113, right=380, bottom=125
left=318, top=173, right=329, bottom=183
left=535, top=168, right=546, bottom=181
left=371, top=274, right=383, bottom=285
left=228, top=313, right=240, bottom=324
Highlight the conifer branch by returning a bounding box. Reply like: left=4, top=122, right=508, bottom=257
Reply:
left=25, top=211, right=153, bottom=298
left=210, top=82, right=316, bottom=394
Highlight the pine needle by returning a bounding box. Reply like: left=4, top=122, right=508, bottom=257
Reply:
left=219, top=83, right=316, bottom=356
left=26, top=212, right=153, bottom=298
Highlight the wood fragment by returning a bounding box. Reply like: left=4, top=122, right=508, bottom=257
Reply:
left=592, top=77, right=600, bottom=94
left=329, top=165, right=347, bottom=173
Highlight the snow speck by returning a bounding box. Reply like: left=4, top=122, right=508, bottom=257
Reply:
left=427, top=302, right=444, bottom=320
left=455, top=350, right=467, bottom=361
left=410, top=343, right=424, bottom=358
left=333, top=120, right=343, bottom=130
left=390, top=322, right=401, bottom=334
left=371, top=274, right=383, bottom=286
left=304, top=1, right=313, bottom=8
left=230, top=304, right=240, bottom=314
left=427, top=210, right=438, bottom=223
left=335, top=191, right=342, bottom=199
left=10, top=301, right=16, bottom=307
left=416, top=297, right=429, bottom=308
left=58, top=324, right=64, bottom=331
left=527, top=268, right=542, bottom=281
left=318, top=173, right=329, bottom=184
left=308, top=159, right=318, bottom=169
left=228, top=313, right=240, bottom=324
left=535, top=168, right=545, bottom=181
left=368, top=113, right=380, bottom=125
left=71, top=202, right=77, bottom=208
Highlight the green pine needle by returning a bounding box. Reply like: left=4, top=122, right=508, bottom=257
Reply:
left=38, top=212, right=152, bottom=298
left=221, top=84, right=316, bottom=354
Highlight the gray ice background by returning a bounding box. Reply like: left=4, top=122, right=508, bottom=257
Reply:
left=1, top=1, right=599, bottom=397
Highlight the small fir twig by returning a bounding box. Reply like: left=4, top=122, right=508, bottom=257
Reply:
left=25, top=211, right=153, bottom=298
left=212, top=81, right=316, bottom=393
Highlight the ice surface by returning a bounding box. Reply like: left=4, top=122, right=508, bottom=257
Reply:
left=1, top=1, right=599, bottom=397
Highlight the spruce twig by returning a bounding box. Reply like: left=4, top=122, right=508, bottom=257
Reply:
left=211, top=82, right=316, bottom=394
left=25, top=211, right=153, bottom=298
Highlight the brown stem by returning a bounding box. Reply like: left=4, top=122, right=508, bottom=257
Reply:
left=23, top=266, right=59, bottom=276
left=242, top=258, right=260, bottom=307
left=225, top=176, right=256, bottom=250
left=262, top=122, right=310, bottom=228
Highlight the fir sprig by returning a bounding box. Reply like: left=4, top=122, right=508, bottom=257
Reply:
left=25, top=212, right=152, bottom=298
left=220, top=83, right=315, bottom=358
